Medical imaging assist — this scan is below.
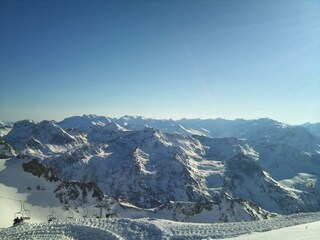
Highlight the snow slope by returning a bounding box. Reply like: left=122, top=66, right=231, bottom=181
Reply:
left=0, top=157, right=106, bottom=228
left=0, top=212, right=320, bottom=239
left=0, top=157, right=65, bottom=228
left=224, top=221, right=320, bottom=240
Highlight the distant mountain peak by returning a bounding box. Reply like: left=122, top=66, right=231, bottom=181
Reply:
left=14, top=119, right=35, bottom=127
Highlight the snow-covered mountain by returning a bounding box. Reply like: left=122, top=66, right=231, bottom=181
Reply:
left=0, top=121, right=12, bottom=137
left=58, top=114, right=113, bottom=133
left=1, top=115, right=320, bottom=227
left=116, top=115, right=204, bottom=136
left=3, top=120, right=85, bottom=157
left=201, top=120, right=320, bottom=194
left=58, top=114, right=128, bottom=143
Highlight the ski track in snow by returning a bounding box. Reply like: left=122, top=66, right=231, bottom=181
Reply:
left=1, top=212, right=320, bottom=240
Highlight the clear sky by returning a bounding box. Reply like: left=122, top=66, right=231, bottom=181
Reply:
left=0, top=0, right=319, bottom=124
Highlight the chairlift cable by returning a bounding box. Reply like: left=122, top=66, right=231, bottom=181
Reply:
left=0, top=195, right=22, bottom=202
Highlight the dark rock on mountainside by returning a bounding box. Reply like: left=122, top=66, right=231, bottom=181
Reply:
left=0, top=141, right=17, bottom=159
left=22, top=159, right=60, bottom=182
left=22, top=159, right=104, bottom=206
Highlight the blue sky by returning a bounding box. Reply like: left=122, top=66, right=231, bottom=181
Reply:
left=0, top=0, right=319, bottom=124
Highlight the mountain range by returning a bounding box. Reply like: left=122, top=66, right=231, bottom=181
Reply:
left=1, top=114, right=320, bottom=224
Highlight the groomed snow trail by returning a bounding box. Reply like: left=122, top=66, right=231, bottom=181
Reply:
left=222, top=221, right=320, bottom=240
left=1, top=212, right=320, bottom=240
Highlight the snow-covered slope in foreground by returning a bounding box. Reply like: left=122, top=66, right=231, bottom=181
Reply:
left=224, top=221, right=320, bottom=240
left=0, top=212, right=320, bottom=240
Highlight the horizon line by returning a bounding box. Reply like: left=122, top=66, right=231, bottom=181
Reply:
left=1, top=114, right=319, bottom=126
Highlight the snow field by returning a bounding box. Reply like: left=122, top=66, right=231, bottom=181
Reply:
left=223, top=221, right=320, bottom=240
left=1, top=212, right=320, bottom=240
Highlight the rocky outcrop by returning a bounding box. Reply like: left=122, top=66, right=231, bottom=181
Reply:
left=54, top=180, right=104, bottom=205
left=22, top=159, right=104, bottom=207
left=22, top=159, right=59, bottom=182
left=0, top=141, right=17, bottom=158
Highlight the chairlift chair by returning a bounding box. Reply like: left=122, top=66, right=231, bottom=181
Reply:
left=92, top=205, right=100, bottom=218
left=93, top=213, right=99, bottom=218
left=22, top=201, right=31, bottom=220
left=14, top=201, right=23, bottom=219
left=14, top=201, right=31, bottom=220
left=67, top=210, right=74, bottom=220
left=82, top=207, right=88, bottom=218
left=47, top=207, right=57, bottom=222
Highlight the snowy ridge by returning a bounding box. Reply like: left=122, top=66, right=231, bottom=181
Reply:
left=58, top=114, right=113, bottom=132
left=3, top=120, right=85, bottom=157
left=116, top=116, right=204, bottom=136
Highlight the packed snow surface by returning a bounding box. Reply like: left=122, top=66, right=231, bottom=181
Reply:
left=224, top=221, right=320, bottom=240
left=1, top=212, right=320, bottom=239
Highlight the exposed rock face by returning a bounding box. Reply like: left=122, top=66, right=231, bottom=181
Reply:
left=0, top=141, right=17, bottom=158
left=55, top=180, right=104, bottom=205
left=155, top=198, right=271, bottom=223
left=22, top=159, right=60, bottom=182
left=22, top=159, right=104, bottom=206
